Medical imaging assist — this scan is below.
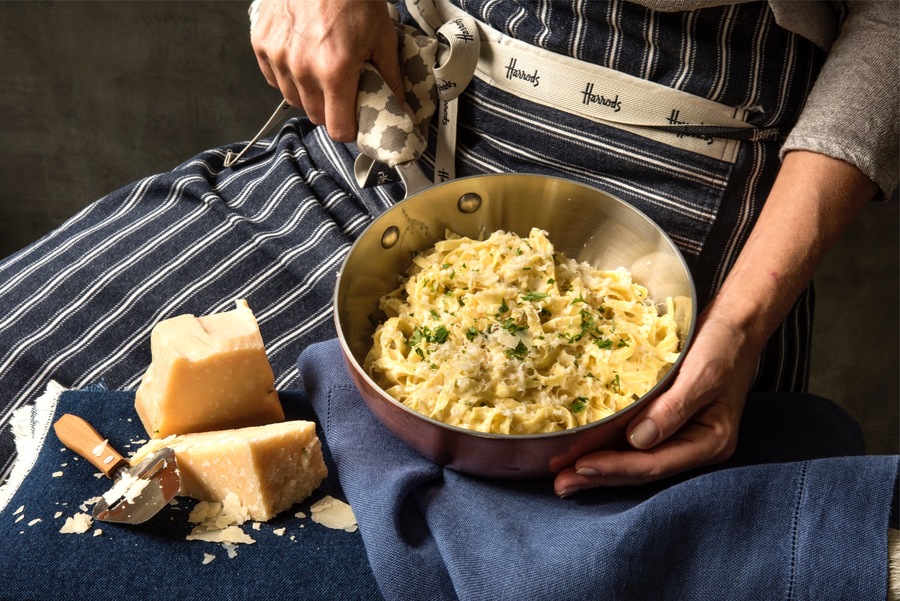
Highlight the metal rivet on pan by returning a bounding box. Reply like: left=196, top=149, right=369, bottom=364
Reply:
left=381, top=225, right=400, bottom=249
left=457, top=193, right=482, bottom=214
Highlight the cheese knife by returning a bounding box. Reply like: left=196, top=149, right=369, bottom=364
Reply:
left=53, top=413, right=180, bottom=524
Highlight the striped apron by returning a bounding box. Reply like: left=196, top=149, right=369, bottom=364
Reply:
left=0, top=0, right=825, bottom=484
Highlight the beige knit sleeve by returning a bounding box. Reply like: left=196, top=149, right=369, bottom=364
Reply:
left=780, top=1, right=899, bottom=197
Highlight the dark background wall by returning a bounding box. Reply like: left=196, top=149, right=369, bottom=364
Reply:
left=0, top=1, right=896, bottom=454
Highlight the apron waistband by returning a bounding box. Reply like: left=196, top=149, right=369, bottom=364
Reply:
left=417, top=0, right=780, bottom=181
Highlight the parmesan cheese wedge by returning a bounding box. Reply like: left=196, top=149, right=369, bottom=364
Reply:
left=134, top=299, right=284, bottom=438
left=130, top=421, right=327, bottom=522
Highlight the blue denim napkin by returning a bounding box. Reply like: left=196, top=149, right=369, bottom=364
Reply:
left=0, top=387, right=379, bottom=601
left=298, top=338, right=898, bottom=601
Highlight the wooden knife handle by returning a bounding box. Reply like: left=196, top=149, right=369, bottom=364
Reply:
left=53, top=413, right=129, bottom=479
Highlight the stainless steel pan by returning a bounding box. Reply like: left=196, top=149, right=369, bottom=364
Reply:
left=334, top=172, right=695, bottom=479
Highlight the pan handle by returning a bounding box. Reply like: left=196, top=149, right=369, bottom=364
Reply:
left=396, top=161, right=434, bottom=198
left=53, top=414, right=129, bottom=479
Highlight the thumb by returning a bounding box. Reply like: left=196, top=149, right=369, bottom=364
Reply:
left=627, top=380, right=696, bottom=450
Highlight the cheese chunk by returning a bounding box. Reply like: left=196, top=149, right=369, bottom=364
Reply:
left=135, top=299, right=284, bottom=438
left=131, top=421, right=328, bottom=522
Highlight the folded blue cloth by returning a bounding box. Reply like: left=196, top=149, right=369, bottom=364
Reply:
left=298, top=338, right=898, bottom=601
left=0, top=387, right=379, bottom=601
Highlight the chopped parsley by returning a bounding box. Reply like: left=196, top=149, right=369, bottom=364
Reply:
left=505, top=340, right=529, bottom=360
left=571, top=397, right=588, bottom=413
left=521, top=291, right=549, bottom=302
left=432, top=325, right=449, bottom=344
left=500, top=317, right=527, bottom=334
left=610, top=373, right=622, bottom=394
left=595, top=338, right=613, bottom=350
left=408, top=324, right=450, bottom=348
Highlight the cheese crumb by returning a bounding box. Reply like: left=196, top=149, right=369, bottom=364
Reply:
left=310, top=496, right=358, bottom=532
left=54, top=512, right=63, bottom=519
left=187, top=525, right=255, bottom=545
left=60, top=513, right=93, bottom=534
left=13, top=505, right=24, bottom=515
left=93, top=529, right=103, bottom=537
left=294, top=511, right=307, bottom=519
left=27, top=518, right=42, bottom=527
left=273, top=527, right=286, bottom=537
left=186, top=493, right=256, bottom=545
left=52, top=471, right=64, bottom=478
left=92, top=439, right=109, bottom=457
left=202, top=553, right=216, bottom=565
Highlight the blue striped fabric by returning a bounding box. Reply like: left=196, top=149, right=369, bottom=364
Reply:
left=0, top=1, right=824, bottom=484
left=0, top=122, right=407, bottom=484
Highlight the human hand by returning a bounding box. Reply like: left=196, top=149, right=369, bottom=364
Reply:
left=250, top=0, right=406, bottom=142
left=552, top=151, right=877, bottom=497
left=553, top=310, right=760, bottom=495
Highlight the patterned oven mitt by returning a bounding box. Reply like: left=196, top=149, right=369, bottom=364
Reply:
left=356, top=22, right=438, bottom=171
left=246, top=0, right=479, bottom=189
left=357, top=0, right=480, bottom=188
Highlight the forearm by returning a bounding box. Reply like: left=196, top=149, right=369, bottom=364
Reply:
left=708, top=150, right=878, bottom=355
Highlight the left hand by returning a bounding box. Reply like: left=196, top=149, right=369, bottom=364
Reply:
left=553, top=309, right=759, bottom=495
left=553, top=150, right=878, bottom=496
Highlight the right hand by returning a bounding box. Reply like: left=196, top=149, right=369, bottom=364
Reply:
left=250, top=0, right=407, bottom=142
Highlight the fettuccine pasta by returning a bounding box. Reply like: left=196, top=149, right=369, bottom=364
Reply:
left=364, top=228, right=681, bottom=435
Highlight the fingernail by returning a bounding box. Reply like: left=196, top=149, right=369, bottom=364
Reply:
left=630, top=418, right=659, bottom=448
left=576, top=467, right=600, bottom=476
left=556, top=486, right=579, bottom=499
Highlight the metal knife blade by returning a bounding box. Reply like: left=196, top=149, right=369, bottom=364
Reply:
left=53, top=413, right=180, bottom=524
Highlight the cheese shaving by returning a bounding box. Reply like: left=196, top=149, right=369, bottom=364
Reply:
left=59, top=513, right=92, bottom=534
left=101, top=473, right=149, bottom=506
left=310, top=496, right=358, bottom=532
left=186, top=493, right=256, bottom=545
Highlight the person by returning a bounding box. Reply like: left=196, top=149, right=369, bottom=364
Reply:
left=249, top=0, right=895, bottom=497
left=0, top=2, right=895, bottom=599
left=0, top=1, right=894, bottom=495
